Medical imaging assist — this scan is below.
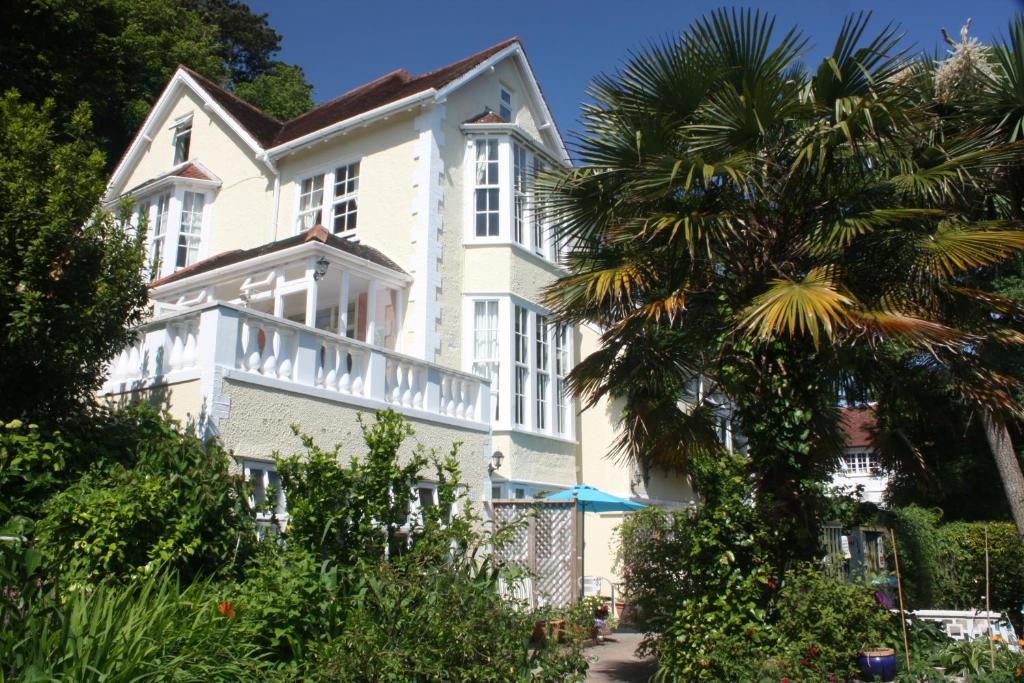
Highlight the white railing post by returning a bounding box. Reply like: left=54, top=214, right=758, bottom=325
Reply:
left=197, top=305, right=241, bottom=371
left=425, top=368, right=441, bottom=414
left=365, top=348, right=387, bottom=402
left=293, top=328, right=319, bottom=386
left=476, top=379, right=490, bottom=424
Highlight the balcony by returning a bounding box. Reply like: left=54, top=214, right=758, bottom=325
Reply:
left=102, top=302, right=491, bottom=430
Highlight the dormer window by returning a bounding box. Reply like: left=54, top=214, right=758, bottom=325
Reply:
left=499, top=87, right=513, bottom=122
left=295, top=161, right=361, bottom=234
left=172, top=117, right=192, bottom=165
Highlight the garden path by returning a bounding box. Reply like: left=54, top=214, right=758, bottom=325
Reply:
left=584, top=629, right=657, bottom=683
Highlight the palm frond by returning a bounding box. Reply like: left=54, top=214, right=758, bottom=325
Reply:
left=806, top=207, right=944, bottom=252
left=852, top=310, right=973, bottom=347
left=741, top=267, right=855, bottom=347
left=916, top=222, right=1024, bottom=277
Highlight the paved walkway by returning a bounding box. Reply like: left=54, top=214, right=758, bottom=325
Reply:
left=584, top=629, right=657, bottom=683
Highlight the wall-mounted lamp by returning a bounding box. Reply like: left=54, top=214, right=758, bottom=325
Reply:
left=488, top=450, right=504, bottom=474
left=313, top=257, right=329, bottom=281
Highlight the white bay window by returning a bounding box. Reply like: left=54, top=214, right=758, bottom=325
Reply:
left=176, top=191, right=205, bottom=268
left=134, top=185, right=210, bottom=280
left=465, top=134, right=555, bottom=259
left=465, top=296, right=574, bottom=437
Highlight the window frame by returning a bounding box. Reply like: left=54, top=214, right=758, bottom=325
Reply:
left=171, top=116, right=193, bottom=165
left=499, top=86, right=514, bottom=122
left=293, top=157, right=363, bottom=235
left=472, top=300, right=501, bottom=421
left=242, top=460, right=287, bottom=522
left=473, top=138, right=501, bottom=238
left=176, top=190, right=205, bottom=268
left=463, top=295, right=574, bottom=439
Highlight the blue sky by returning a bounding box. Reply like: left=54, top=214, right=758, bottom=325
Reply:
left=249, top=0, right=1024, bottom=139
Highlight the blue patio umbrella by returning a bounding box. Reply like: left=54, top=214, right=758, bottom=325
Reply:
left=545, top=485, right=647, bottom=596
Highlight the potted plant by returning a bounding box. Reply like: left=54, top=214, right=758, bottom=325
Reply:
left=857, top=647, right=897, bottom=682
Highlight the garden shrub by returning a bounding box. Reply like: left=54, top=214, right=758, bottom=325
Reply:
left=935, top=521, right=1024, bottom=624
left=891, top=505, right=943, bottom=607
left=619, top=453, right=777, bottom=681
left=36, top=410, right=254, bottom=588
left=892, top=506, right=1024, bottom=629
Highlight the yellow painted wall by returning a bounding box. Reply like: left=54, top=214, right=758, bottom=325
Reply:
left=118, top=86, right=275, bottom=257
left=217, top=378, right=490, bottom=504
left=99, top=378, right=206, bottom=425
left=576, top=324, right=697, bottom=585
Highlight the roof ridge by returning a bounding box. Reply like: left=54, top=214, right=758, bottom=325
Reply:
left=286, top=68, right=413, bottom=125
left=413, top=37, right=519, bottom=81
left=178, top=65, right=284, bottom=125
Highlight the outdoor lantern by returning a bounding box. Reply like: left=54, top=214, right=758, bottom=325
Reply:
left=489, top=450, right=504, bottom=474
left=313, top=257, right=329, bottom=281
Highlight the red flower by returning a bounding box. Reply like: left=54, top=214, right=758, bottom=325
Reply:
left=781, top=678, right=789, bottom=683
left=809, top=646, right=819, bottom=657
left=767, top=579, right=778, bottom=590
left=218, top=601, right=236, bottom=618
left=801, top=658, right=809, bottom=666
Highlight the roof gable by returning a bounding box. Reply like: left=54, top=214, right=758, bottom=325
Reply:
left=109, top=38, right=568, bottom=197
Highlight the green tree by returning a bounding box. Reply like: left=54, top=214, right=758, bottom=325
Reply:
left=1, top=0, right=312, bottom=166
left=232, top=62, right=315, bottom=120
left=541, top=10, right=1024, bottom=559
left=0, top=92, right=148, bottom=421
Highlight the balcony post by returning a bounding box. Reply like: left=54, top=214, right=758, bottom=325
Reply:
left=364, top=347, right=387, bottom=402
left=476, top=378, right=491, bottom=424
left=365, top=279, right=378, bottom=345
left=197, top=305, right=241, bottom=434
left=338, top=271, right=350, bottom=337
left=293, top=328, right=319, bottom=387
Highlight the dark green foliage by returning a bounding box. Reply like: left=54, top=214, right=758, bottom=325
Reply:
left=0, top=91, right=148, bottom=421
left=275, top=410, right=471, bottom=567
left=893, top=506, right=1024, bottom=630
left=232, top=62, right=315, bottom=120
left=618, top=453, right=776, bottom=680
left=36, top=409, right=255, bottom=588
left=1, top=0, right=311, bottom=166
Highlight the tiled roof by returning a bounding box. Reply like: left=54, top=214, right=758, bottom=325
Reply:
left=464, top=110, right=507, bottom=124
left=182, top=38, right=519, bottom=149
left=126, top=162, right=216, bottom=195
left=840, top=407, right=876, bottom=448
left=150, top=225, right=407, bottom=288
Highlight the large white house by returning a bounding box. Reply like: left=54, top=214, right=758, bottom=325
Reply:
left=100, top=39, right=697, bottom=587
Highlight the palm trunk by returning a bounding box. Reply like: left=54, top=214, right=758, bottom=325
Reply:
left=980, top=411, right=1024, bottom=537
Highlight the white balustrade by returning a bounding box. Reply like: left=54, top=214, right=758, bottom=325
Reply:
left=105, top=304, right=488, bottom=427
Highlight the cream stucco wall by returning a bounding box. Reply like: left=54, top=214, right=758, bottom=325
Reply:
left=100, top=378, right=206, bottom=426
left=491, top=430, right=577, bottom=489
left=217, top=377, right=490, bottom=503
left=118, top=86, right=274, bottom=257
left=576, top=324, right=697, bottom=585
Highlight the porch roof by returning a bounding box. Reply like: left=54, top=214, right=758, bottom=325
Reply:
left=150, top=225, right=406, bottom=288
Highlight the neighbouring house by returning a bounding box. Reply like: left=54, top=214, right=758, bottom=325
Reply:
left=832, top=406, right=889, bottom=505
left=100, top=39, right=695, bottom=593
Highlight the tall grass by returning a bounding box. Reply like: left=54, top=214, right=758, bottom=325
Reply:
left=8, top=572, right=265, bottom=682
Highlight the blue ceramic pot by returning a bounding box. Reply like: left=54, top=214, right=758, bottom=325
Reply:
left=857, top=648, right=897, bottom=682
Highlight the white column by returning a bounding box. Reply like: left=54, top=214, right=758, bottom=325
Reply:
left=393, top=288, right=405, bottom=353
left=338, top=271, right=350, bottom=337
left=273, top=272, right=284, bottom=317
left=304, top=260, right=318, bottom=327
left=365, top=279, right=378, bottom=345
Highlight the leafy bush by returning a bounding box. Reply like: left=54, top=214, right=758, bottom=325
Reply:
left=767, top=565, right=895, bottom=681
left=892, top=505, right=944, bottom=607
left=36, top=411, right=254, bottom=588
left=233, top=410, right=587, bottom=680
left=893, top=505, right=1024, bottom=630
left=619, top=453, right=776, bottom=681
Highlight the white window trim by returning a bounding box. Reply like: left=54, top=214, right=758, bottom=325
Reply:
left=462, top=133, right=559, bottom=264
left=462, top=294, right=575, bottom=441
left=134, top=183, right=214, bottom=279
left=499, top=85, right=514, bottom=122
left=242, top=460, right=287, bottom=522
left=292, top=156, right=362, bottom=237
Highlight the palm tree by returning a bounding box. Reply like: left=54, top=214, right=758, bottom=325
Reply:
left=541, top=9, right=1024, bottom=557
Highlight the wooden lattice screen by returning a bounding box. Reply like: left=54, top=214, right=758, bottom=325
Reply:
left=492, top=500, right=578, bottom=608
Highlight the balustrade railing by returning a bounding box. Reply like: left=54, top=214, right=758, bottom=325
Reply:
left=103, top=304, right=489, bottom=427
